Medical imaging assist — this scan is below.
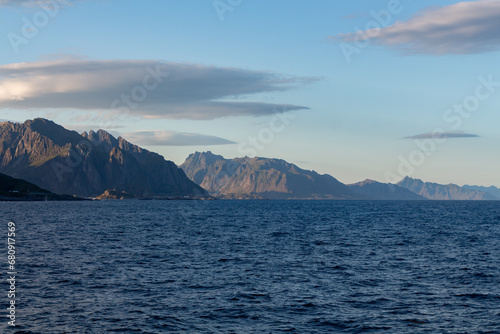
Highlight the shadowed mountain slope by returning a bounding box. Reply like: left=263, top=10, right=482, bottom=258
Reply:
left=0, top=119, right=207, bottom=198
left=180, top=151, right=357, bottom=199
left=348, top=179, right=426, bottom=200
left=0, top=172, right=79, bottom=201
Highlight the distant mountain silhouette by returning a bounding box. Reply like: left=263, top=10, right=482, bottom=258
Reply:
left=462, top=185, right=500, bottom=200
left=0, top=119, right=207, bottom=198
left=348, top=179, right=426, bottom=200
left=397, top=176, right=496, bottom=200
left=180, top=151, right=357, bottom=199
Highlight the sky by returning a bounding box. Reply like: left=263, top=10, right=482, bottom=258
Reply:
left=0, top=0, right=499, bottom=186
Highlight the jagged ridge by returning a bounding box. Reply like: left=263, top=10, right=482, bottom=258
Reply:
left=180, top=151, right=357, bottom=199
left=0, top=119, right=207, bottom=198
left=397, top=176, right=496, bottom=200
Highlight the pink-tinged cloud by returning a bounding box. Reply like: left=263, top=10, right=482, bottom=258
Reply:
left=332, top=0, right=500, bottom=55
left=122, top=130, right=236, bottom=146
left=0, top=59, right=316, bottom=120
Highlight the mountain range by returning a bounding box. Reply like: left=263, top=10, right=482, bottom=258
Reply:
left=397, top=176, right=497, bottom=200
left=348, top=179, right=426, bottom=200
left=0, top=119, right=206, bottom=198
left=462, top=184, right=500, bottom=200
left=0, top=119, right=498, bottom=201
left=180, top=151, right=357, bottom=199
left=181, top=152, right=497, bottom=201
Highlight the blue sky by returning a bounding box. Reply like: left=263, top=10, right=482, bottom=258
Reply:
left=1, top=0, right=499, bottom=186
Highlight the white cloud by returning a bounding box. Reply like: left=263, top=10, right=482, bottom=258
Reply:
left=332, top=0, right=500, bottom=55
left=0, top=59, right=315, bottom=120
left=123, top=130, right=236, bottom=146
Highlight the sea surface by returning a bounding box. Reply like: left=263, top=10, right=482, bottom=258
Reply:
left=1, top=200, right=500, bottom=333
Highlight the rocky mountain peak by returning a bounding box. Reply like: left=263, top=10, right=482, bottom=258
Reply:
left=181, top=152, right=356, bottom=199
left=83, top=128, right=119, bottom=151
left=0, top=119, right=207, bottom=198
left=24, top=118, right=82, bottom=147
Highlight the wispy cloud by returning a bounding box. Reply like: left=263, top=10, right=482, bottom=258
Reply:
left=0, top=0, right=97, bottom=7
left=0, top=59, right=315, bottom=120
left=123, top=130, right=236, bottom=146
left=63, top=123, right=125, bottom=133
left=332, top=0, right=500, bottom=55
left=0, top=0, right=82, bottom=7
left=405, top=131, right=480, bottom=139
left=0, top=0, right=42, bottom=6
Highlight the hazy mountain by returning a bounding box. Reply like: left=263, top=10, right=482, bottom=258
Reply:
left=180, top=151, right=357, bottom=199
left=0, top=118, right=207, bottom=198
left=397, top=176, right=496, bottom=200
left=348, top=179, right=426, bottom=200
left=462, top=185, right=500, bottom=200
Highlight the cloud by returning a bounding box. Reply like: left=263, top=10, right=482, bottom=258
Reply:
left=122, top=130, right=236, bottom=146
left=0, top=0, right=41, bottom=6
left=0, top=59, right=315, bottom=120
left=0, top=0, right=87, bottom=7
left=331, top=0, right=500, bottom=55
left=63, top=123, right=124, bottom=133
left=405, top=131, right=480, bottom=139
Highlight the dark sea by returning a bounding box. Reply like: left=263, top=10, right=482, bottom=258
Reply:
left=1, top=200, right=500, bottom=333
